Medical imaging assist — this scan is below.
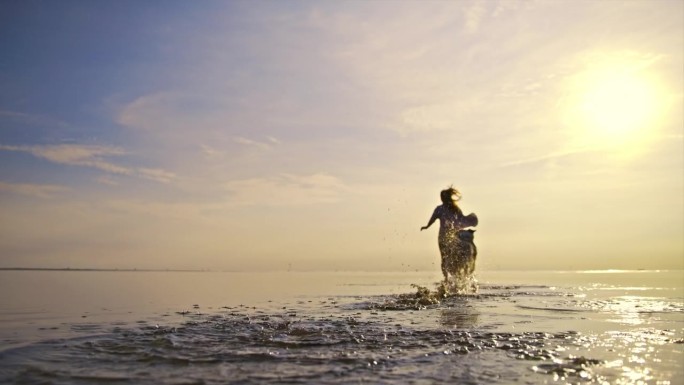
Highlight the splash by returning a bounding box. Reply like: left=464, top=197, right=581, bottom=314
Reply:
left=439, top=229, right=478, bottom=283
left=441, top=272, right=479, bottom=295
left=377, top=276, right=479, bottom=311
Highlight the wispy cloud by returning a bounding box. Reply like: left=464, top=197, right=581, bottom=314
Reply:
left=224, top=173, right=346, bottom=206
left=117, top=92, right=181, bottom=131
left=0, top=144, right=130, bottom=174
left=0, top=144, right=176, bottom=183
left=0, top=181, right=70, bottom=198
left=233, top=136, right=279, bottom=150
left=137, top=168, right=176, bottom=183
left=499, top=148, right=593, bottom=168
left=463, top=1, right=487, bottom=34
left=0, top=109, right=71, bottom=129
left=200, top=144, right=222, bottom=159
left=95, top=176, right=119, bottom=186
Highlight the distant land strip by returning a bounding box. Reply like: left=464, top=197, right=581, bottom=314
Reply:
left=0, top=267, right=210, bottom=272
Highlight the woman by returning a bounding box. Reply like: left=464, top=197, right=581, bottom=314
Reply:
left=421, top=186, right=478, bottom=281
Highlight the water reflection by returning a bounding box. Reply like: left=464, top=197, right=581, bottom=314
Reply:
left=581, top=295, right=682, bottom=326
left=439, top=301, right=479, bottom=329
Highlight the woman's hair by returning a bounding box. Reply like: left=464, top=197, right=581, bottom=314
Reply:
left=440, top=186, right=464, bottom=216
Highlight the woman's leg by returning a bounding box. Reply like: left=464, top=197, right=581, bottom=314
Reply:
left=438, top=239, right=449, bottom=281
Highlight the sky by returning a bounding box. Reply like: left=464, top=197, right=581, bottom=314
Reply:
left=0, top=0, right=682, bottom=272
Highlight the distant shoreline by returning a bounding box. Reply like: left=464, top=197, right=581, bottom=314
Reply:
left=0, top=267, right=680, bottom=273
left=0, top=267, right=208, bottom=272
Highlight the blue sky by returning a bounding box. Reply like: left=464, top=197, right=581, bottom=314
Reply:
left=1, top=0, right=682, bottom=271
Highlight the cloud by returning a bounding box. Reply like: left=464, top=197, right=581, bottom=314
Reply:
left=233, top=136, right=279, bottom=150
left=0, top=144, right=130, bottom=174
left=95, top=176, right=119, bottom=186
left=0, top=181, right=70, bottom=198
left=137, top=168, right=177, bottom=183
left=0, top=110, right=71, bottom=129
left=397, top=98, right=487, bottom=134
left=224, top=173, right=347, bottom=206
left=491, top=0, right=523, bottom=18
left=497, top=147, right=591, bottom=167
left=0, top=144, right=176, bottom=183
left=463, top=1, right=488, bottom=34
left=298, top=2, right=554, bottom=137
left=200, top=144, right=223, bottom=159
left=117, top=92, right=180, bottom=131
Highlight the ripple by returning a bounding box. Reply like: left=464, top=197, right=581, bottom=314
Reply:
left=1, top=283, right=681, bottom=384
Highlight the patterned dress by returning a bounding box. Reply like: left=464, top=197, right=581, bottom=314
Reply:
left=427, top=205, right=477, bottom=278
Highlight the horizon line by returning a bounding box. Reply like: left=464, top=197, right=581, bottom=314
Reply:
left=0, top=267, right=680, bottom=273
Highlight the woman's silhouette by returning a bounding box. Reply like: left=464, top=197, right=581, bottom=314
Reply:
left=421, top=186, right=478, bottom=281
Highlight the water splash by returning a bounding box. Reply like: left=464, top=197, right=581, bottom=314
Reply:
left=371, top=276, right=479, bottom=312
left=440, top=273, right=479, bottom=296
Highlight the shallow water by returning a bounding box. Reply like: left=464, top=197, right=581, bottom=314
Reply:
left=0, top=270, right=682, bottom=384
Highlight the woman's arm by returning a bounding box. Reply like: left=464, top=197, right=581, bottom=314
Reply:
left=421, top=208, right=439, bottom=231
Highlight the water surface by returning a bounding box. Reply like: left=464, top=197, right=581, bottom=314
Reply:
left=1, top=270, right=682, bottom=384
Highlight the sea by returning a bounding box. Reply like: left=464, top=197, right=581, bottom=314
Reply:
left=0, top=269, right=682, bottom=384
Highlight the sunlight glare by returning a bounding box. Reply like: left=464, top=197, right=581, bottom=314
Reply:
left=579, top=72, right=658, bottom=139
left=563, top=54, right=666, bottom=156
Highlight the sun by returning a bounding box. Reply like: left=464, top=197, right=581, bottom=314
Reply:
left=563, top=56, right=665, bottom=153
left=579, top=72, right=658, bottom=139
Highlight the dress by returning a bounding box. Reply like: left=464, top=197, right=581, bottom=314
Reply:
left=428, top=204, right=477, bottom=277
left=428, top=204, right=466, bottom=245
